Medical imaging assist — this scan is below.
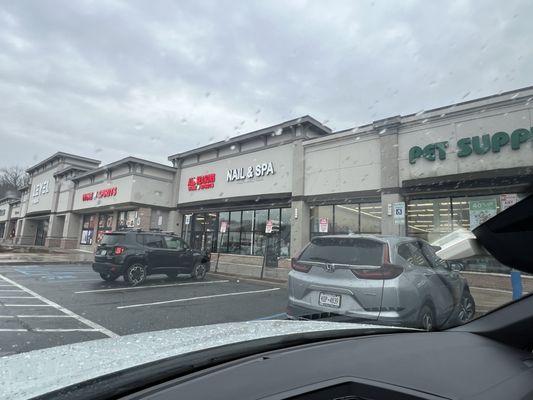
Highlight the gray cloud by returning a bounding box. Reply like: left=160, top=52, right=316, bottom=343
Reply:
left=1, top=0, right=532, bottom=168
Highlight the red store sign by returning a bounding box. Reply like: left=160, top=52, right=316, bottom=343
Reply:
left=188, top=173, right=216, bottom=191
left=82, top=187, right=118, bottom=201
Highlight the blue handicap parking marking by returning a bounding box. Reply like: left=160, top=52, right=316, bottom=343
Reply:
left=14, top=267, right=78, bottom=280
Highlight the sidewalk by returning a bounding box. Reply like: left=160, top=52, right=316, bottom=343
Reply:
left=0, top=246, right=93, bottom=265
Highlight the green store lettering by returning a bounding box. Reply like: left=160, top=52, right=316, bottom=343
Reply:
left=409, top=128, right=533, bottom=164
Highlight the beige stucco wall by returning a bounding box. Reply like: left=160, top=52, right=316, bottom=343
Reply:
left=304, top=134, right=382, bottom=196
left=26, top=168, right=56, bottom=214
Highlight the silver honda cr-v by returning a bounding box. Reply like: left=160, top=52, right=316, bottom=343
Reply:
left=287, top=234, right=475, bottom=330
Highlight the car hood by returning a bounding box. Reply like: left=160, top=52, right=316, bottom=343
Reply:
left=0, top=320, right=397, bottom=400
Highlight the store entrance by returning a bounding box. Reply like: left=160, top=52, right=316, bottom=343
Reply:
left=35, top=219, right=49, bottom=246
left=184, top=213, right=218, bottom=252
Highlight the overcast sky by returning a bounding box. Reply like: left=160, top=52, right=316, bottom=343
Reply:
left=1, top=0, right=532, bottom=168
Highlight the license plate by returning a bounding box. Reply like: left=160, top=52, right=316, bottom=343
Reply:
left=98, top=249, right=107, bottom=256
left=318, top=292, right=341, bottom=308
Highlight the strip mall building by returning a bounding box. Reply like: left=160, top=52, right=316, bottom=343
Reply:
left=1, top=87, right=532, bottom=273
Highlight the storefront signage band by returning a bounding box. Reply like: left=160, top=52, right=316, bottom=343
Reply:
left=226, top=162, right=275, bottom=182
left=82, top=187, right=118, bottom=201
left=409, top=127, right=533, bottom=164
left=188, top=173, right=216, bottom=191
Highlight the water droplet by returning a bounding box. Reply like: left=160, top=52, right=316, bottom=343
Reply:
left=511, top=92, right=520, bottom=99
left=355, top=136, right=360, bottom=141
left=230, top=145, right=236, bottom=150
left=274, top=128, right=283, bottom=136
left=379, top=128, right=387, bottom=135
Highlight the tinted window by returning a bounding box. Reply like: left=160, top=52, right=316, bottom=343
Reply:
left=143, top=234, right=165, bottom=248
left=397, top=242, right=430, bottom=268
left=300, top=237, right=384, bottom=265
left=420, top=242, right=448, bottom=269
left=164, top=236, right=187, bottom=250
left=100, top=234, right=125, bottom=246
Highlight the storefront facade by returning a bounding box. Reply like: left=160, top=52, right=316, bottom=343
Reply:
left=169, top=116, right=331, bottom=266
left=7, top=86, right=533, bottom=275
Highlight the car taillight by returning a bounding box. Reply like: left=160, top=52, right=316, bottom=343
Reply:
left=351, top=263, right=403, bottom=280
left=382, top=243, right=391, bottom=264
left=114, top=246, right=126, bottom=255
left=291, top=258, right=311, bottom=273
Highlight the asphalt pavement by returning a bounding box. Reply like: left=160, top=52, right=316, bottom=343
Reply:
left=0, top=264, right=288, bottom=357
left=0, top=263, right=517, bottom=357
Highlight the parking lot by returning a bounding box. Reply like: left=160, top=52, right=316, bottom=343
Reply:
left=0, top=264, right=288, bottom=356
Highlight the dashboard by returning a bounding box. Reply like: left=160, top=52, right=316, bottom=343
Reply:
left=122, top=331, right=533, bottom=400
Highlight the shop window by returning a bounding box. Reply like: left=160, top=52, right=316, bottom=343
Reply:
left=80, top=215, right=96, bottom=245
left=359, top=203, right=382, bottom=233
left=227, top=211, right=242, bottom=254
left=217, top=212, right=229, bottom=253
left=334, top=204, right=360, bottom=234
left=253, top=209, right=268, bottom=256
left=280, top=208, right=291, bottom=257
left=240, top=210, right=254, bottom=255
left=310, top=205, right=333, bottom=236
left=96, top=214, right=114, bottom=244
left=310, top=203, right=380, bottom=238
left=117, top=210, right=137, bottom=230
left=406, top=199, right=452, bottom=242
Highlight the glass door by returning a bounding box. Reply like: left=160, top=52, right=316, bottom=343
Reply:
left=35, top=219, right=49, bottom=246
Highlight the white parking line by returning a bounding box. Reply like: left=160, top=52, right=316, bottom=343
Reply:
left=0, top=289, right=24, bottom=292
left=3, top=304, right=54, bottom=307
left=0, top=315, right=71, bottom=318
left=470, top=286, right=514, bottom=294
left=0, top=274, right=119, bottom=338
left=0, top=328, right=99, bottom=333
left=117, top=288, right=280, bottom=309
left=0, top=296, right=36, bottom=299
left=75, top=279, right=230, bottom=294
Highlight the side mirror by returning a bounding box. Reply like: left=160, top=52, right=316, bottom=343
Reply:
left=448, top=261, right=464, bottom=272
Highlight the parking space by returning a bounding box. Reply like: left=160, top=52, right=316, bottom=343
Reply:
left=0, top=264, right=288, bottom=356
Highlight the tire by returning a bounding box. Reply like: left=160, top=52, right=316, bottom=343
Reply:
left=99, top=272, right=119, bottom=282
left=457, top=292, right=476, bottom=324
left=192, top=263, right=207, bottom=281
left=123, top=262, right=147, bottom=286
left=166, top=272, right=178, bottom=280
left=418, top=304, right=435, bottom=331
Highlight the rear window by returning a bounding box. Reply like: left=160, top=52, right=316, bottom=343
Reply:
left=100, top=233, right=125, bottom=246
left=300, top=237, right=385, bottom=266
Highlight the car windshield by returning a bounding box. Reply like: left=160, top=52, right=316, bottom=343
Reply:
left=0, top=0, right=532, bottom=395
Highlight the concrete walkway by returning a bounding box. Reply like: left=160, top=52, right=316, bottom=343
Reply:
left=0, top=248, right=93, bottom=265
